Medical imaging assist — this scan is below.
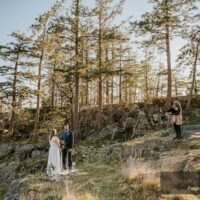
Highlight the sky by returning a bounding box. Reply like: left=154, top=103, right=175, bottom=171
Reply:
left=0, top=0, right=187, bottom=70
left=0, top=0, right=151, bottom=44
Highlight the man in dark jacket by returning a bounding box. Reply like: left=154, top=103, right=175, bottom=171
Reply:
left=61, top=124, right=74, bottom=170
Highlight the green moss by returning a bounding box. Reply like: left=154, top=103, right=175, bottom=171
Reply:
left=176, top=141, right=189, bottom=151
left=0, top=181, right=11, bottom=199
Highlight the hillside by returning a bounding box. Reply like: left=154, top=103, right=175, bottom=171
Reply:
left=1, top=120, right=200, bottom=199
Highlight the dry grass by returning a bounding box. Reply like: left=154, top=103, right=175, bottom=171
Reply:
left=160, top=194, right=200, bottom=200
left=62, top=186, right=99, bottom=200
left=25, top=177, right=99, bottom=200
left=142, top=173, right=160, bottom=190
left=121, top=158, right=160, bottom=190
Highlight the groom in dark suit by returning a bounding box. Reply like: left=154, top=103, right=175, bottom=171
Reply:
left=61, top=124, right=74, bottom=170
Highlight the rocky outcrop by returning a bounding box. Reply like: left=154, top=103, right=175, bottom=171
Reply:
left=76, top=125, right=200, bottom=173
left=0, top=142, right=48, bottom=183
left=79, top=99, right=200, bottom=141
left=4, top=175, right=36, bottom=200
left=0, top=143, right=15, bottom=160
left=79, top=104, right=171, bottom=141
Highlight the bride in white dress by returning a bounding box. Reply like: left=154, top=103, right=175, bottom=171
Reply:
left=47, top=129, right=62, bottom=176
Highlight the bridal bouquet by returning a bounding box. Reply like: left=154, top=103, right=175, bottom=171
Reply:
left=60, top=141, right=65, bottom=150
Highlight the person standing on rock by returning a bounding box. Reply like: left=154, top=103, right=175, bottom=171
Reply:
left=168, top=101, right=183, bottom=139
left=60, top=124, right=74, bottom=171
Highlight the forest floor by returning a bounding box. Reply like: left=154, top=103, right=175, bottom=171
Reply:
left=2, top=125, right=200, bottom=200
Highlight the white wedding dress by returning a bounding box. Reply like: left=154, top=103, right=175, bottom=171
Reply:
left=47, top=136, right=62, bottom=176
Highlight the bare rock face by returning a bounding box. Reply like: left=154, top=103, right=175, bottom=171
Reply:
left=0, top=143, right=19, bottom=182
left=0, top=143, right=15, bottom=160
left=32, top=149, right=44, bottom=159
left=0, top=161, right=20, bottom=182
left=4, top=175, right=36, bottom=200
left=0, top=141, right=48, bottom=184
left=0, top=141, right=50, bottom=199
left=96, top=125, right=115, bottom=141
left=79, top=103, right=172, bottom=141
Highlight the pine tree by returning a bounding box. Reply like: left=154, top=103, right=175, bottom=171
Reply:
left=139, top=50, right=154, bottom=102
left=31, top=2, right=62, bottom=139
left=0, top=32, right=32, bottom=135
left=133, top=0, right=199, bottom=107
left=177, top=25, right=200, bottom=109
left=93, top=0, right=126, bottom=130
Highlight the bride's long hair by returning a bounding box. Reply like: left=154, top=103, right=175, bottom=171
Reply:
left=50, top=129, right=57, bottom=141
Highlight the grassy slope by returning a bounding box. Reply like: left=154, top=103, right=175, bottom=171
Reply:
left=2, top=127, right=200, bottom=200
left=64, top=129, right=200, bottom=200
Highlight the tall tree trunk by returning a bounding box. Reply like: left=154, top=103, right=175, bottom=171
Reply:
left=161, top=85, right=164, bottom=97
left=174, top=76, right=178, bottom=96
left=73, top=0, right=80, bottom=134
left=156, top=77, right=160, bottom=98
left=85, top=82, right=89, bottom=106
left=105, top=48, right=109, bottom=104
left=85, top=42, right=89, bottom=106
left=194, top=78, right=198, bottom=95
left=145, top=62, right=149, bottom=102
left=119, top=69, right=122, bottom=104
left=111, top=32, right=115, bottom=105
left=128, top=82, right=132, bottom=103
left=98, top=76, right=103, bottom=130
left=111, top=77, right=114, bottom=104
left=55, top=90, right=58, bottom=108
left=134, top=82, right=137, bottom=103
left=9, top=53, right=20, bottom=135
left=106, top=79, right=109, bottom=104
left=80, top=86, right=84, bottom=108
left=51, top=65, right=56, bottom=108
left=33, top=45, right=45, bottom=139
left=70, top=97, right=74, bottom=129
left=124, top=78, right=128, bottom=103
left=119, top=44, right=122, bottom=104
left=60, top=90, right=63, bottom=107
left=0, top=100, right=2, bottom=113
left=165, top=24, right=172, bottom=108
left=186, top=41, right=199, bottom=109
left=98, top=7, right=103, bottom=131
